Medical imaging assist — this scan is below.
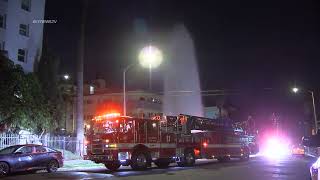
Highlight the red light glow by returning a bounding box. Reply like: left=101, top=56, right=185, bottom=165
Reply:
left=84, top=140, right=89, bottom=145
left=203, top=142, right=208, bottom=148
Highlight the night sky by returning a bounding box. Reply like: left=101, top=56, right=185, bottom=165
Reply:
left=44, top=0, right=320, bottom=124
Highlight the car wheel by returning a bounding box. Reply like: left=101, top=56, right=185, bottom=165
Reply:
left=0, top=162, right=9, bottom=176
left=47, top=160, right=59, bottom=173
left=131, top=151, right=150, bottom=170
left=105, top=162, right=121, bottom=171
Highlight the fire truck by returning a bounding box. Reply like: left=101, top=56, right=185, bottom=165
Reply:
left=85, top=113, right=250, bottom=171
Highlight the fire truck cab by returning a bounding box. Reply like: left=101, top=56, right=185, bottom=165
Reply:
left=86, top=114, right=177, bottom=170
left=85, top=113, right=250, bottom=171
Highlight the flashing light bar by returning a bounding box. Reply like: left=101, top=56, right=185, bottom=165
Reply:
left=93, top=112, right=121, bottom=121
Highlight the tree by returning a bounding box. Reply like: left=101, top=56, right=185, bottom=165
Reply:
left=0, top=54, right=52, bottom=133
left=36, top=48, right=67, bottom=134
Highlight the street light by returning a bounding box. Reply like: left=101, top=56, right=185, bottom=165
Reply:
left=292, top=87, right=318, bottom=134
left=123, top=45, right=163, bottom=116
left=139, top=45, right=163, bottom=90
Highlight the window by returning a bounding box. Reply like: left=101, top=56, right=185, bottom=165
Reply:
left=19, top=24, right=29, bottom=36
left=35, top=146, right=47, bottom=153
left=16, top=146, right=33, bottom=154
left=0, top=41, right=5, bottom=50
left=18, top=49, right=27, bottom=62
left=87, top=100, right=93, bottom=104
left=45, top=147, right=57, bottom=153
left=0, top=146, right=17, bottom=154
left=0, top=14, right=6, bottom=28
left=89, top=85, right=94, bottom=94
left=21, top=0, right=31, bottom=11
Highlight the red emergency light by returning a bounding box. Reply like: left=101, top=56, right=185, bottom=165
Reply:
left=93, top=112, right=121, bottom=121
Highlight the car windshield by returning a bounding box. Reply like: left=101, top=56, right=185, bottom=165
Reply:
left=0, top=146, right=18, bottom=154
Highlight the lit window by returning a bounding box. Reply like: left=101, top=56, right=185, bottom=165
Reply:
left=19, top=24, right=29, bottom=36
left=0, top=14, right=6, bottom=28
left=89, top=85, right=94, bottom=94
left=17, top=49, right=27, bottom=62
left=21, top=0, right=31, bottom=12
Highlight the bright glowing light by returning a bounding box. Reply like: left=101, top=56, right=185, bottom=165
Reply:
left=105, top=139, right=110, bottom=143
left=94, top=113, right=121, bottom=121
left=63, top=74, right=70, bottom=80
left=138, top=45, right=163, bottom=69
left=152, top=123, right=157, bottom=128
left=203, top=142, right=208, bottom=148
left=104, top=113, right=121, bottom=119
left=312, top=157, right=320, bottom=169
left=84, top=140, right=89, bottom=145
left=292, top=87, right=299, bottom=93
left=263, top=137, right=290, bottom=159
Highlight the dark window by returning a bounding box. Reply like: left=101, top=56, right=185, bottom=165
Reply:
left=18, top=49, right=26, bottom=62
left=0, top=41, right=5, bottom=50
left=35, top=146, right=46, bottom=153
left=21, top=0, right=31, bottom=11
left=0, top=14, right=6, bottom=28
left=19, top=24, right=29, bottom=36
left=16, top=146, right=33, bottom=154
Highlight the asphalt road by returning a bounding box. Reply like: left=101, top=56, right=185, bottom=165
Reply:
left=3, top=155, right=315, bottom=180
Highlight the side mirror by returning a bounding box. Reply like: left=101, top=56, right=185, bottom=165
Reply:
left=14, top=151, right=23, bottom=155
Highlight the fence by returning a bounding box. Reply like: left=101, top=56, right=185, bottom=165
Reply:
left=0, top=133, right=86, bottom=159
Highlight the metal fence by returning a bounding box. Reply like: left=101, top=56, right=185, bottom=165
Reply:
left=0, top=133, right=20, bottom=149
left=0, top=133, right=86, bottom=159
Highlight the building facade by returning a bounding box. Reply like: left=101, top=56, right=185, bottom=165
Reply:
left=0, top=0, right=46, bottom=72
left=66, top=79, right=163, bottom=133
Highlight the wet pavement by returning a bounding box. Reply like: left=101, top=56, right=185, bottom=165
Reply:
left=2, top=155, right=315, bottom=180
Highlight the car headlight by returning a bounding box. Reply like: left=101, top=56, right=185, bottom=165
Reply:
left=312, top=157, right=320, bottom=169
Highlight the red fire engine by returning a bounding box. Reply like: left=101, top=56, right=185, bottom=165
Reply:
left=85, top=113, right=250, bottom=171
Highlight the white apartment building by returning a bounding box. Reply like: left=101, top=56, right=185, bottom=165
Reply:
left=0, top=0, right=46, bottom=72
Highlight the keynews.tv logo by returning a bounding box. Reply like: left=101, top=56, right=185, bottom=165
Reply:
left=32, top=19, right=57, bottom=24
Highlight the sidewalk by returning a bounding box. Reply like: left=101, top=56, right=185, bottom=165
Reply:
left=59, top=160, right=105, bottom=171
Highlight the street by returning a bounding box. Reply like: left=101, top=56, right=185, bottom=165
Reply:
left=2, top=155, right=314, bottom=180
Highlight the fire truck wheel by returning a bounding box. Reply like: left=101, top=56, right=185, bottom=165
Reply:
left=131, top=151, right=151, bottom=170
left=155, top=161, right=170, bottom=168
left=105, top=162, right=121, bottom=171
left=177, top=150, right=195, bottom=167
left=240, top=153, right=250, bottom=161
left=217, top=156, right=229, bottom=162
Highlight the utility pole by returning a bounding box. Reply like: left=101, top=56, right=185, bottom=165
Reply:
left=76, top=0, right=87, bottom=156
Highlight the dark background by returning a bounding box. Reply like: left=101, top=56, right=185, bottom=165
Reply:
left=44, top=0, right=320, bottom=131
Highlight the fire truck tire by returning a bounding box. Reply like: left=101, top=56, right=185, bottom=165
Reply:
left=217, top=156, right=229, bottom=162
left=240, top=153, right=250, bottom=161
left=177, top=149, right=195, bottom=167
left=105, top=162, right=121, bottom=171
left=131, top=151, right=151, bottom=170
left=155, top=161, right=170, bottom=168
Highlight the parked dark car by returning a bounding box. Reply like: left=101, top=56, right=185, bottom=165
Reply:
left=0, top=144, right=63, bottom=176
